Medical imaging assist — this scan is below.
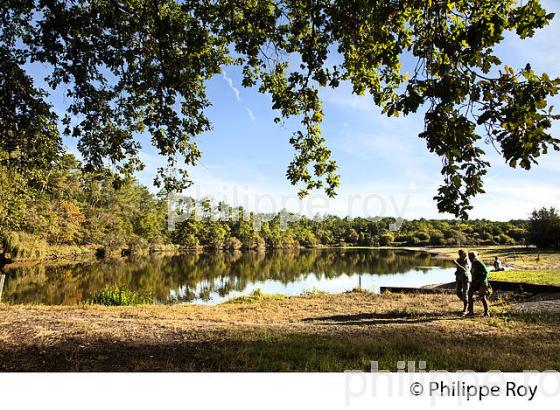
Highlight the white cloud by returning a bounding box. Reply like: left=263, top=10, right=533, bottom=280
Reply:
left=246, top=108, right=256, bottom=124
left=221, top=69, right=259, bottom=125
left=322, top=86, right=376, bottom=112
left=335, top=131, right=412, bottom=160
left=536, top=153, right=560, bottom=173
left=222, top=70, right=241, bottom=101
left=469, top=179, right=560, bottom=220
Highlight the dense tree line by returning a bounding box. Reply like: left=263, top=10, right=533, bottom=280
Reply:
left=5, top=151, right=558, bottom=261
left=394, top=219, right=528, bottom=247
left=1, top=151, right=167, bottom=258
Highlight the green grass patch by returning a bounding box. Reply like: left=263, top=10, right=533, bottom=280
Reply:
left=300, top=288, right=330, bottom=297
left=490, top=269, right=560, bottom=286
left=344, top=287, right=374, bottom=295
left=90, top=287, right=153, bottom=306
left=226, top=289, right=285, bottom=304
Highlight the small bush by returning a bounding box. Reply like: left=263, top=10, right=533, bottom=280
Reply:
left=127, top=236, right=149, bottom=252
left=242, top=235, right=266, bottom=250
left=496, top=233, right=515, bottom=245
left=416, top=231, right=430, bottom=243
left=226, top=289, right=285, bottom=304
left=301, top=288, right=329, bottom=297
left=224, top=236, right=242, bottom=250
left=429, top=231, right=445, bottom=245
left=379, top=231, right=395, bottom=246
left=90, top=287, right=153, bottom=306
left=346, top=287, right=373, bottom=294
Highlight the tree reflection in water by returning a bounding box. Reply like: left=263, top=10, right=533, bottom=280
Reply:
left=2, top=249, right=452, bottom=305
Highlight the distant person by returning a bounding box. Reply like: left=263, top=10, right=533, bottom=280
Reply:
left=467, top=252, right=492, bottom=317
left=493, top=256, right=504, bottom=271
left=452, top=249, right=471, bottom=315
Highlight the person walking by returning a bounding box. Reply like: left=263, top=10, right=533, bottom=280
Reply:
left=453, top=249, right=471, bottom=316
left=467, top=251, right=492, bottom=317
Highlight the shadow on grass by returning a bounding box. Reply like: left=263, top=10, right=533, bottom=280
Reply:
left=3, top=325, right=559, bottom=372
left=303, top=311, right=463, bottom=325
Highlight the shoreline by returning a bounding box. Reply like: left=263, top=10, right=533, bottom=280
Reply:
left=1, top=243, right=530, bottom=266
left=1, top=245, right=421, bottom=268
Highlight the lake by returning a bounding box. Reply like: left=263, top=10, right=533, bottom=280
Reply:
left=0, top=249, right=454, bottom=305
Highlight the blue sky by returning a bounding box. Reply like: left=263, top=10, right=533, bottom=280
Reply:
left=31, top=0, right=560, bottom=221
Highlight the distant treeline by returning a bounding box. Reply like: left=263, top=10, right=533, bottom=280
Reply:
left=1, top=152, right=558, bottom=260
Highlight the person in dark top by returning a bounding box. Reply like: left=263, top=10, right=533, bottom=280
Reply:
left=467, top=251, right=491, bottom=317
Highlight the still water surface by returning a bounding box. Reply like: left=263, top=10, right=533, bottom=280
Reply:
left=0, top=249, right=454, bottom=305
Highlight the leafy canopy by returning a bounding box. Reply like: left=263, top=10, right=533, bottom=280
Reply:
left=1, top=0, right=559, bottom=218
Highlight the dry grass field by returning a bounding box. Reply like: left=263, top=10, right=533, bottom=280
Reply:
left=1, top=290, right=559, bottom=371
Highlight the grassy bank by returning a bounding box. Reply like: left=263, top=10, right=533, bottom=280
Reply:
left=489, top=269, right=560, bottom=286
left=1, top=291, right=559, bottom=371
left=414, top=246, right=560, bottom=286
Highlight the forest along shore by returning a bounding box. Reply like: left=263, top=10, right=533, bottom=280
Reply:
left=1, top=155, right=540, bottom=264
left=1, top=291, right=559, bottom=371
